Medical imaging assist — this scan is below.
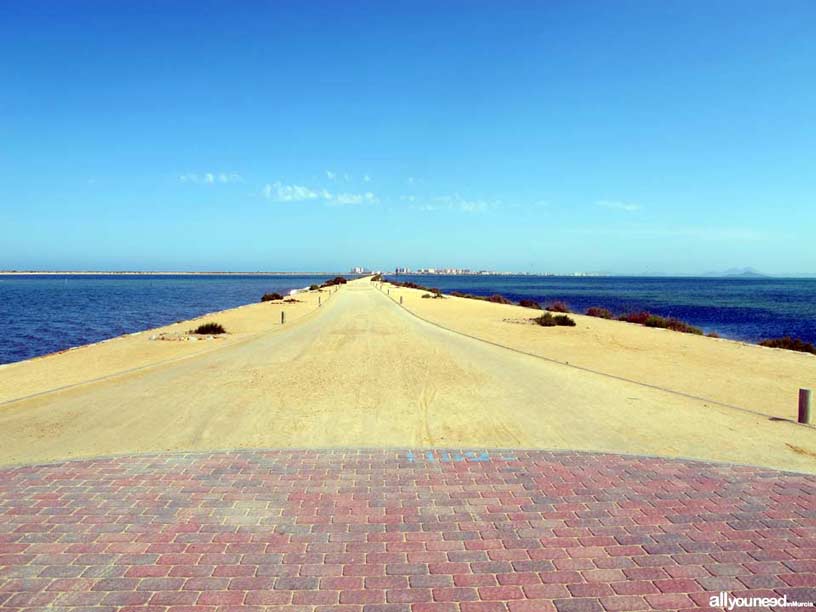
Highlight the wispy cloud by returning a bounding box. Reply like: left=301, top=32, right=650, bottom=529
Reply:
left=332, top=192, right=378, bottom=205
left=363, top=174, right=372, bottom=183
left=262, top=181, right=378, bottom=206
left=567, top=225, right=766, bottom=242
left=325, top=170, right=336, bottom=181
left=596, top=199, right=641, bottom=212
left=432, top=193, right=497, bottom=213
left=262, top=181, right=328, bottom=202
left=179, top=172, right=243, bottom=185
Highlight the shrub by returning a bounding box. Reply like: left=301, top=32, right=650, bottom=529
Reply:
left=618, top=311, right=652, bottom=325
left=586, top=306, right=614, bottom=319
left=534, top=313, right=576, bottom=327
left=371, top=273, right=383, bottom=281
left=309, top=284, right=320, bottom=291
left=545, top=301, right=571, bottom=313
left=322, top=276, right=348, bottom=287
left=759, top=337, right=816, bottom=355
left=261, top=292, right=284, bottom=302
left=707, top=332, right=720, bottom=338
left=643, top=315, right=703, bottom=335
left=487, top=294, right=513, bottom=304
left=518, top=299, right=541, bottom=310
left=192, top=322, right=225, bottom=335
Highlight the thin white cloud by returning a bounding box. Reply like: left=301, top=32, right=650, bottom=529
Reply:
left=567, top=225, right=766, bottom=242
left=262, top=182, right=323, bottom=202
left=400, top=195, right=416, bottom=202
left=596, top=199, right=641, bottom=212
left=263, top=181, right=378, bottom=206
left=363, top=174, right=372, bottom=183
left=432, top=193, right=496, bottom=213
left=180, top=172, right=242, bottom=185
left=325, top=170, right=337, bottom=181
left=332, top=192, right=378, bottom=205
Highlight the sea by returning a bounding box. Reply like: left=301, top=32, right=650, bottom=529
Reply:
left=0, top=274, right=814, bottom=365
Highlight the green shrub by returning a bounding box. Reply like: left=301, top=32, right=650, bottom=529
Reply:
left=309, top=284, right=320, bottom=291
left=261, top=292, right=284, bottom=302
left=618, top=311, right=652, bottom=324
left=643, top=315, right=703, bottom=335
left=518, top=299, right=541, bottom=309
left=586, top=306, right=614, bottom=319
left=192, top=322, right=225, bottom=335
left=545, top=301, right=571, bottom=313
left=534, top=313, right=576, bottom=327
left=759, top=337, right=816, bottom=355
left=321, top=276, right=348, bottom=287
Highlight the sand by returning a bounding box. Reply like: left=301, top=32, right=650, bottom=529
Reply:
left=381, top=283, right=816, bottom=421
left=0, top=278, right=813, bottom=472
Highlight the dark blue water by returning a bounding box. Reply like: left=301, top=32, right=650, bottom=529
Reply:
left=1, top=274, right=814, bottom=366
left=392, top=275, right=816, bottom=346
left=0, top=274, right=341, bottom=365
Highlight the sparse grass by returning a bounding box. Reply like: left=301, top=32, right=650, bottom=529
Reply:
left=421, top=292, right=444, bottom=299
left=759, top=337, right=816, bottom=355
left=585, top=306, right=614, bottom=319
left=545, top=301, right=571, bottom=313
left=261, top=292, right=284, bottom=302
left=191, top=322, right=226, bottom=335
left=518, top=299, right=541, bottom=309
left=533, top=313, right=576, bottom=327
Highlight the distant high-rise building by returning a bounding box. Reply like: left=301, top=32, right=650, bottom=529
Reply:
left=395, top=267, right=411, bottom=274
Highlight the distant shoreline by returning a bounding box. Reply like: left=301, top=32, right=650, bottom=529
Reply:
left=0, top=271, right=349, bottom=276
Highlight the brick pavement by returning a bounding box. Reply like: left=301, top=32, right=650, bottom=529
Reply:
left=0, top=449, right=814, bottom=611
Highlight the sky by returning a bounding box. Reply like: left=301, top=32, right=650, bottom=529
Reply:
left=1, top=1, right=815, bottom=274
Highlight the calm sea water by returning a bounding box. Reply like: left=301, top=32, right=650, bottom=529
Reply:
left=0, top=274, right=814, bottom=365
left=395, top=275, right=816, bottom=346
left=0, top=274, right=339, bottom=365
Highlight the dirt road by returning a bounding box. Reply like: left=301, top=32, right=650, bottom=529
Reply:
left=1, top=279, right=814, bottom=471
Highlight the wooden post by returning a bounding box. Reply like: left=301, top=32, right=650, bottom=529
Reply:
left=799, top=388, right=812, bottom=424
left=318, top=296, right=321, bottom=307
left=400, top=296, right=403, bottom=305
left=281, top=311, right=286, bottom=325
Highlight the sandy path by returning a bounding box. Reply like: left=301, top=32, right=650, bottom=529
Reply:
left=0, top=280, right=814, bottom=471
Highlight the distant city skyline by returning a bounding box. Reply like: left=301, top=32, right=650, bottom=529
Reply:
left=1, top=2, right=815, bottom=275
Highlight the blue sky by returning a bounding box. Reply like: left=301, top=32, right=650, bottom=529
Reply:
left=1, top=1, right=814, bottom=274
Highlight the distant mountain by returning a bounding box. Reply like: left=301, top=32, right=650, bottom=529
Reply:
left=704, top=267, right=769, bottom=278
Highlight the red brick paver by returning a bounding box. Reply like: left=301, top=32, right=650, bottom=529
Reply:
left=0, top=449, right=814, bottom=611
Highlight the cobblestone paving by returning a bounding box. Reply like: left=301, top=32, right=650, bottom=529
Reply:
left=0, top=449, right=814, bottom=611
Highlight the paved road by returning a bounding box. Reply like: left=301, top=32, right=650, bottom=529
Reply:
left=0, top=449, right=814, bottom=611
left=0, top=281, right=814, bottom=471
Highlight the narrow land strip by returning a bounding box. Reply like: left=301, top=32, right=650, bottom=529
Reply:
left=0, top=279, right=814, bottom=471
